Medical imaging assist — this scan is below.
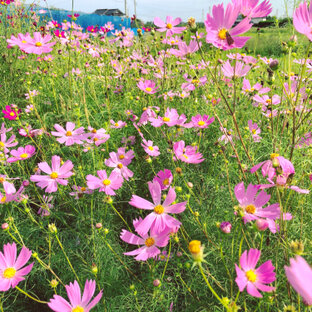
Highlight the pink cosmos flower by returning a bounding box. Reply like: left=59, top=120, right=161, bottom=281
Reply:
left=222, top=60, right=251, bottom=78
left=137, top=80, right=159, bottom=94
left=38, top=195, right=53, bottom=216
left=120, top=217, right=170, bottom=261
left=6, top=33, right=30, bottom=49
left=129, top=181, right=186, bottom=235
left=173, top=141, right=204, bottom=164
left=184, top=114, right=214, bottom=129
left=141, top=140, right=160, bottom=157
left=232, top=0, right=272, bottom=18
left=0, top=185, right=25, bottom=204
left=205, top=3, right=252, bottom=50
left=22, top=32, right=56, bottom=55
left=285, top=256, right=312, bottom=305
left=248, top=120, right=262, bottom=142
left=182, top=74, right=207, bottom=91
left=0, top=175, right=16, bottom=195
left=242, top=79, right=270, bottom=95
left=0, top=123, right=12, bottom=135
left=30, top=155, right=74, bottom=193
left=87, top=127, right=110, bottom=146
left=86, top=170, right=123, bottom=195
left=51, top=122, right=88, bottom=146
left=153, top=169, right=173, bottom=190
left=235, top=249, right=275, bottom=298
left=253, top=94, right=280, bottom=108
left=0, top=242, right=34, bottom=291
left=2, top=105, right=20, bottom=121
left=293, top=2, right=312, bottom=41
left=170, top=40, right=201, bottom=58
left=110, top=120, right=126, bottom=129
left=153, top=16, right=186, bottom=36
left=7, top=145, right=36, bottom=163
left=149, top=108, right=186, bottom=128
left=234, top=182, right=280, bottom=223
left=48, top=280, right=102, bottom=312
left=69, top=186, right=93, bottom=199
left=0, top=133, right=18, bottom=154
left=105, top=149, right=134, bottom=181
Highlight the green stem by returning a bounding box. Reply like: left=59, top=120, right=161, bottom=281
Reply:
left=15, top=286, right=48, bottom=304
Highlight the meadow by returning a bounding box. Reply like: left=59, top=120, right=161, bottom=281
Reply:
left=0, top=0, right=312, bottom=311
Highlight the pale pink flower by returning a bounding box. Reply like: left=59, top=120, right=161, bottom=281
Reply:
left=137, top=80, right=159, bottom=94
left=248, top=120, right=262, bottom=142
left=222, top=60, right=251, bottom=78
left=153, top=16, right=186, bottom=36
left=153, top=169, right=173, bottom=190
left=110, top=120, right=126, bottom=129
left=173, top=141, right=204, bottom=164
left=7, top=145, right=36, bottom=163
left=51, top=122, right=88, bottom=146
left=141, top=140, right=160, bottom=157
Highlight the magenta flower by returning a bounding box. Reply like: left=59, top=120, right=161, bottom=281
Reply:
left=48, top=280, right=102, bottom=312
left=153, top=16, right=186, bottom=36
left=120, top=217, right=170, bottom=261
left=0, top=133, right=18, bottom=154
left=205, top=3, right=252, bottom=50
left=184, top=114, right=214, bottom=129
left=222, top=60, right=251, bottom=78
left=2, top=105, right=20, bottom=121
left=220, top=222, right=232, bottom=234
left=285, top=256, right=312, bottom=305
left=129, top=181, right=186, bottom=235
left=170, top=40, right=201, bottom=58
left=86, top=170, right=123, bottom=195
left=248, top=120, right=262, bottom=142
left=173, top=141, right=204, bottom=164
left=149, top=108, right=186, bottom=128
left=137, top=80, right=159, bottom=94
left=69, top=186, right=93, bottom=200
left=232, top=0, right=272, bottom=18
left=51, top=122, right=88, bottom=146
left=293, top=2, right=312, bottom=41
left=30, top=155, right=74, bottom=193
left=235, top=249, right=275, bottom=298
left=7, top=145, right=36, bottom=163
left=22, top=32, right=56, bottom=55
left=141, top=140, right=160, bottom=157
left=105, top=149, right=134, bottom=181
left=87, top=127, right=110, bottom=146
left=234, top=182, right=280, bottom=223
left=153, top=169, right=173, bottom=190
left=0, top=242, right=34, bottom=291
left=110, top=120, right=126, bottom=129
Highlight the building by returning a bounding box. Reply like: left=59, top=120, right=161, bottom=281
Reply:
left=93, top=9, right=125, bottom=17
left=234, top=15, right=267, bottom=26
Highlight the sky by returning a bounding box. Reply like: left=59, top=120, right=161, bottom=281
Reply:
left=28, top=0, right=292, bottom=22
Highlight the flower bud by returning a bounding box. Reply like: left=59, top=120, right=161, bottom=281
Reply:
left=187, top=17, right=197, bottom=33
left=255, top=219, right=269, bottom=231
left=153, top=279, right=161, bottom=287
left=188, top=240, right=205, bottom=264
left=48, top=223, right=57, bottom=233
left=175, top=167, right=182, bottom=174
left=290, top=240, right=304, bottom=255
left=22, top=180, right=30, bottom=187
left=91, top=263, right=98, bottom=275
left=129, top=284, right=135, bottom=290
left=176, top=251, right=182, bottom=257
left=187, top=182, right=193, bottom=188
left=95, top=223, right=102, bottom=229
left=1, top=223, right=9, bottom=230
left=32, top=252, right=38, bottom=259
left=50, top=279, right=59, bottom=288
left=175, top=186, right=182, bottom=192
left=269, top=59, right=279, bottom=71
left=220, top=221, right=232, bottom=234
left=104, top=228, right=109, bottom=234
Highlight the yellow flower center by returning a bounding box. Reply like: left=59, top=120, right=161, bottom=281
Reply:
left=91, top=129, right=97, bottom=133
left=0, top=142, right=4, bottom=147
left=145, top=237, right=155, bottom=247
left=81, top=187, right=86, bottom=192
left=148, top=146, right=154, bottom=151
left=245, top=204, right=256, bottom=214
left=163, top=178, right=169, bottom=186
left=0, top=197, right=6, bottom=203
left=35, top=42, right=42, bottom=47
left=266, top=99, right=272, bottom=104
left=252, top=129, right=256, bottom=134
left=0, top=177, right=4, bottom=183
left=163, top=117, right=170, bottom=122
left=218, top=28, right=227, bottom=40
left=114, top=123, right=119, bottom=127
left=9, top=112, right=15, bottom=117
left=20, top=153, right=28, bottom=159
left=3, top=267, right=16, bottom=279
left=119, top=155, right=125, bottom=160
left=93, top=138, right=98, bottom=142
left=182, top=154, right=188, bottom=159
left=245, top=270, right=257, bottom=282
left=50, top=172, right=58, bottom=179
left=66, top=131, right=72, bottom=136
left=188, top=240, right=201, bottom=254
left=72, top=306, right=84, bottom=312
left=166, top=23, right=172, bottom=29
left=191, top=79, right=200, bottom=85
left=145, top=87, right=152, bottom=92
left=102, top=179, right=111, bottom=186
left=250, top=88, right=254, bottom=92
left=117, top=163, right=123, bottom=169
left=270, top=153, right=279, bottom=159
left=198, top=121, right=205, bottom=126
left=154, top=204, right=164, bottom=214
